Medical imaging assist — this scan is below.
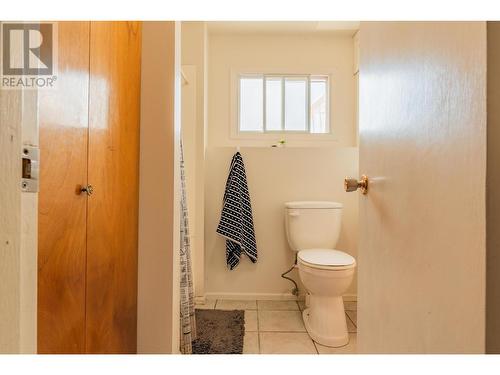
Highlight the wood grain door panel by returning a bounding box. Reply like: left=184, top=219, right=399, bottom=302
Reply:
left=38, top=21, right=90, bottom=354
left=38, top=21, right=141, bottom=354
left=85, top=21, right=141, bottom=354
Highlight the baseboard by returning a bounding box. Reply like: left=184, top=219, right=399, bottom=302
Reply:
left=194, top=295, right=206, bottom=304
left=204, top=292, right=298, bottom=301
left=203, top=292, right=358, bottom=302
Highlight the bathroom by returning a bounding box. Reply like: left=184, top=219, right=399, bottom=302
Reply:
left=181, top=21, right=360, bottom=354
left=2, top=18, right=494, bottom=358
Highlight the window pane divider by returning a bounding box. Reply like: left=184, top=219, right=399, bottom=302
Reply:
left=263, top=75, right=267, bottom=132
left=281, top=76, right=285, bottom=131
left=306, top=76, right=311, bottom=133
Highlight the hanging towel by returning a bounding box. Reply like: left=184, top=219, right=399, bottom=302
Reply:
left=216, top=152, right=257, bottom=270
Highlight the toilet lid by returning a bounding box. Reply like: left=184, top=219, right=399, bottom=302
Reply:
left=298, top=249, right=356, bottom=268
left=285, top=201, right=343, bottom=209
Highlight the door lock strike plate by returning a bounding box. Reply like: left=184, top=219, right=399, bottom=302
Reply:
left=21, top=145, right=39, bottom=193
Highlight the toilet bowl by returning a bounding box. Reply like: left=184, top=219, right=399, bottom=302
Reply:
left=284, top=201, right=356, bottom=347
left=298, top=249, right=356, bottom=347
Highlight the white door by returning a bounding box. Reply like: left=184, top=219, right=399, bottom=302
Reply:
left=356, top=22, right=487, bottom=353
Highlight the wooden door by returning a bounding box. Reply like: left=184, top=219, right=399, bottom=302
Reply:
left=85, top=22, right=142, bottom=354
left=38, top=21, right=141, bottom=354
left=357, top=22, right=486, bottom=353
left=38, top=22, right=90, bottom=353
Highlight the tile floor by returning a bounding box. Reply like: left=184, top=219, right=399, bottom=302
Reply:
left=195, top=298, right=357, bottom=354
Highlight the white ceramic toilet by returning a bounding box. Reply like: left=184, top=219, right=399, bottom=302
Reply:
left=285, top=201, right=356, bottom=347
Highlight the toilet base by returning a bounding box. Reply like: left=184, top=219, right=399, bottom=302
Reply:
left=302, top=296, right=349, bottom=348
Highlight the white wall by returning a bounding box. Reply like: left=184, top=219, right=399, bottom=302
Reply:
left=204, top=32, right=359, bottom=299
left=208, top=33, right=357, bottom=148
left=137, top=21, right=181, bottom=354
left=205, top=147, right=358, bottom=298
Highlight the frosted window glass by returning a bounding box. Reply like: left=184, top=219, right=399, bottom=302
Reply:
left=284, top=79, right=307, bottom=131
left=238, top=75, right=330, bottom=134
left=310, top=79, right=327, bottom=133
left=265, top=78, right=282, bottom=131
left=239, top=77, right=263, bottom=132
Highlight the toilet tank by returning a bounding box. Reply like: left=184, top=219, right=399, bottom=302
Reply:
left=284, top=201, right=343, bottom=252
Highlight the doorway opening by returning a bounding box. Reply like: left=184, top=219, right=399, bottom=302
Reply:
left=180, top=21, right=360, bottom=354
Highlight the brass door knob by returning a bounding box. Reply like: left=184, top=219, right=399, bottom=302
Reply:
left=344, top=175, right=368, bottom=195
left=81, top=184, right=94, bottom=196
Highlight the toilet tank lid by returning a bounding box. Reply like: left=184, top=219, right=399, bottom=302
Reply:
left=285, top=201, right=343, bottom=209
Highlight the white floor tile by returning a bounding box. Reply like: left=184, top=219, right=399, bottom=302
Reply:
left=257, top=300, right=299, bottom=311
left=346, top=313, right=357, bottom=333
left=258, top=310, right=305, bottom=332
left=245, top=310, right=258, bottom=332
left=259, top=332, right=317, bottom=354
left=344, top=301, right=357, bottom=311
left=195, top=299, right=216, bottom=310
left=243, top=332, right=259, bottom=354
left=215, top=299, right=257, bottom=310
left=315, top=333, right=357, bottom=354
left=201, top=298, right=360, bottom=355
left=346, top=310, right=357, bottom=327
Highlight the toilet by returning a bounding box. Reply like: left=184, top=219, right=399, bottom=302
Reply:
left=285, top=201, right=356, bottom=347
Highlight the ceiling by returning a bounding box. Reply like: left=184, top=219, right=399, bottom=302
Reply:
left=206, top=21, right=360, bottom=35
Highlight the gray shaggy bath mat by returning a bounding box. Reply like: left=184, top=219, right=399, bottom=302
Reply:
left=192, top=309, right=245, bottom=354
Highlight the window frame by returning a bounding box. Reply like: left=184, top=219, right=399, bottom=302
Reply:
left=236, top=73, right=331, bottom=135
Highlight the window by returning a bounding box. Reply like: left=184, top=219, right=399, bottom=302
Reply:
left=238, top=74, right=329, bottom=134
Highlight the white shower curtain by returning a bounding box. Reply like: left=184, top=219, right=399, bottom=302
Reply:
left=179, top=141, right=196, bottom=354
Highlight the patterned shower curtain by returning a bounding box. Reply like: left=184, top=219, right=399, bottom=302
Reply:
left=179, top=141, right=196, bottom=354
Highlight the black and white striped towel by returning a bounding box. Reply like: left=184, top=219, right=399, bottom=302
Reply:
left=216, top=152, right=257, bottom=270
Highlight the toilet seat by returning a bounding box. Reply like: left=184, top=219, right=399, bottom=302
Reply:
left=298, top=249, right=356, bottom=270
